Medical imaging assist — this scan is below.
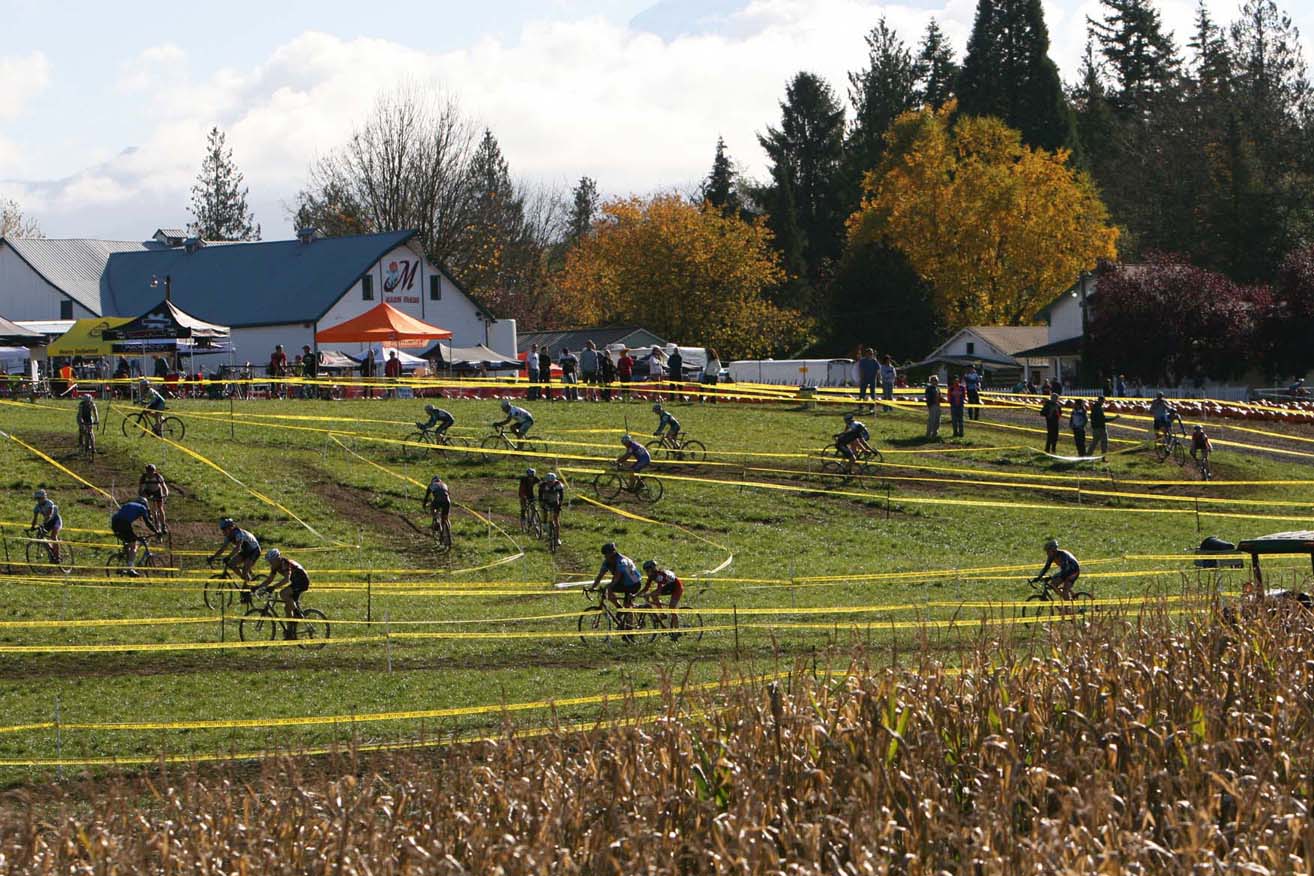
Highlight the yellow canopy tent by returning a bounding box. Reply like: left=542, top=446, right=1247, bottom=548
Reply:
left=47, top=317, right=132, bottom=357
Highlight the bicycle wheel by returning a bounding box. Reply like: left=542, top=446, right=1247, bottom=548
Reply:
left=636, top=477, right=663, bottom=504
left=530, top=510, right=544, bottom=540
left=160, top=417, right=185, bottom=441
left=440, top=435, right=474, bottom=461
left=644, top=439, right=669, bottom=462
left=404, top=431, right=435, bottom=459
left=1154, top=438, right=1169, bottom=462
left=672, top=609, right=704, bottom=643
left=240, top=608, right=278, bottom=642
left=294, top=608, right=330, bottom=651
left=204, top=575, right=234, bottom=610
left=24, top=540, right=50, bottom=575
left=1200, top=458, right=1212, bottom=481
left=820, top=460, right=849, bottom=482
left=1021, top=594, right=1052, bottom=627
left=618, top=608, right=648, bottom=645
left=479, top=434, right=507, bottom=462
left=1069, top=591, right=1095, bottom=620
left=578, top=605, right=612, bottom=644
left=548, top=520, right=561, bottom=554
left=1172, top=441, right=1187, bottom=467
left=594, top=472, right=624, bottom=500
left=678, top=439, right=706, bottom=462
left=864, top=448, right=884, bottom=464
left=53, top=541, right=74, bottom=575
left=121, top=411, right=147, bottom=437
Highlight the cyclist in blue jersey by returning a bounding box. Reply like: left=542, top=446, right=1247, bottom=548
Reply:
left=416, top=403, right=455, bottom=436
left=110, top=497, right=159, bottom=576
left=1032, top=539, right=1081, bottom=599
left=592, top=542, right=643, bottom=611
left=208, top=517, right=261, bottom=584
left=651, top=403, right=681, bottom=444
left=30, top=489, right=65, bottom=564
left=493, top=400, right=534, bottom=439
left=617, top=434, right=651, bottom=486
left=833, top=414, right=874, bottom=472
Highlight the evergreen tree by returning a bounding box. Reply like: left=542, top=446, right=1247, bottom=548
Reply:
left=827, top=240, right=942, bottom=360
left=845, top=16, right=919, bottom=191
left=1188, top=0, right=1231, bottom=94
left=188, top=127, right=259, bottom=240
left=1088, top=0, right=1181, bottom=116
left=701, top=137, right=741, bottom=216
left=1071, top=37, right=1118, bottom=174
left=955, top=0, right=1077, bottom=151
left=915, top=18, right=960, bottom=109
left=566, top=176, right=598, bottom=245
left=457, top=129, right=529, bottom=297
left=758, top=72, right=847, bottom=308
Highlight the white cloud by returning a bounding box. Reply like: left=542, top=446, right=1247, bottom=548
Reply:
left=0, top=51, right=52, bottom=121
left=117, top=44, right=187, bottom=93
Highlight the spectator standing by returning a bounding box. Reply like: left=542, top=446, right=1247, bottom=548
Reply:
left=1040, top=392, right=1062, bottom=453
left=526, top=343, right=540, bottom=401
left=559, top=347, right=579, bottom=400
left=580, top=341, right=599, bottom=401
left=924, top=375, right=943, bottom=439
left=301, top=344, right=317, bottom=399
left=617, top=348, right=634, bottom=401
left=1090, top=395, right=1118, bottom=456
left=1116, top=374, right=1127, bottom=397
left=362, top=348, right=376, bottom=399
left=879, top=355, right=897, bottom=410
left=948, top=375, right=966, bottom=437
left=384, top=350, right=402, bottom=399
left=702, top=349, right=721, bottom=404
left=537, top=346, right=553, bottom=402
left=963, top=364, right=982, bottom=420
left=647, top=347, right=665, bottom=390
left=1070, top=399, right=1089, bottom=456
left=857, top=348, right=878, bottom=405
left=1025, top=376, right=1038, bottom=395
left=599, top=348, right=616, bottom=401
left=1052, top=375, right=1064, bottom=396
left=667, top=347, right=683, bottom=403
left=268, top=345, right=289, bottom=398
left=153, top=354, right=169, bottom=380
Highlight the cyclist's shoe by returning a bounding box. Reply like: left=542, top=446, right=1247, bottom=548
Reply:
left=125, top=569, right=140, bottom=578
left=240, top=590, right=253, bottom=606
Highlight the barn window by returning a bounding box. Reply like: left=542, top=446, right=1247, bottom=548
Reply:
left=60, top=300, right=73, bottom=320
left=429, top=275, right=441, bottom=301
left=966, top=341, right=975, bottom=355
left=362, top=274, right=374, bottom=300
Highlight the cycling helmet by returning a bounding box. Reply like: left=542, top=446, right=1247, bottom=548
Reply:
left=500, top=400, right=511, bottom=412
left=219, top=517, right=235, bottom=530
left=425, top=404, right=436, bottom=413
left=33, top=488, right=46, bottom=500
left=601, top=542, right=616, bottom=556
left=642, top=559, right=657, bottom=572
left=139, top=378, right=149, bottom=387
left=134, top=496, right=147, bottom=506
left=1043, top=538, right=1059, bottom=551
left=145, top=464, right=157, bottom=473
left=621, top=434, right=632, bottom=444
left=1192, top=424, right=1203, bottom=433
left=526, top=467, right=536, bottom=477
left=545, top=472, right=558, bottom=482
left=843, top=413, right=855, bottom=423
left=266, top=548, right=281, bottom=564
left=652, top=403, right=663, bottom=413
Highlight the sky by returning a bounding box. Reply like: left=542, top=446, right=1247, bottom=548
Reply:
left=1, top=0, right=1311, bottom=240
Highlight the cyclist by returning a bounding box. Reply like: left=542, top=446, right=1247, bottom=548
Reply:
left=617, top=434, right=651, bottom=487
left=29, top=488, right=64, bottom=564
left=591, top=542, right=643, bottom=612
left=416, top=403, right=455, bottom=437
left=652, top=403, right=681, bottom=446
left=538, top=471, right=565, bottom=533
left=209, top=517, right=261, bottom=584
left=1190, top=425, right=1213, bottom=468
left=518, top=467, right=540, bottom=525
left=139, top=379, right=167, bottom=434
left=1149, top=393, right=1175, bottom=443
left=256, top=548, right=311, bottom=640
left=76, top=393, right=98, bottom=450
left=110, top=496, right=159, bottom=577
left=493, top=399, right=535, bottom=440
left=1031, top=539, right=1081, bottom=600
left=138, top=464, right=170, bottom=533
left=833, top=413, right=874, bottom=472
left=639, top=559, right=684, bottom=631
left=423, top=474, right=451, bottom=535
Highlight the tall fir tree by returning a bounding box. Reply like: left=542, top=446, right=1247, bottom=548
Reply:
left=188, top=127, right=259, bottom=241
left=566, top=176, right=599, bottom=246
left=1188, top=0, right=1231, bottom=95
left=458, top=129, right=527, bottom=297
left=915, top=18, right=960, bottom=109
left=702, top=137, right=741, bottom=216
left=955, top=0, right=1077, bottom=152
left=845, top=16, right=920, bottom=197
left=1088, top=0, right=1181, bottom=116
left=1071, top=37, right=1118, bottom=171
left=758, top=72, right=847, bottom=308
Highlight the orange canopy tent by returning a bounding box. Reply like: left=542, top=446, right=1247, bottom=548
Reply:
left=315, top=302, right=453, bottom=349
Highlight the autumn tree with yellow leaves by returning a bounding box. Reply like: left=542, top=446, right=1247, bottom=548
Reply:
left=849, top=101, right=1119, bottom=329
left=555, top=194, right=814, bottom=357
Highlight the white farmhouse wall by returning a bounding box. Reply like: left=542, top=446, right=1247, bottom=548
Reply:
left=0, top=247, right=97, bottom=321
left=228, top=324, right=318, bottom=368
left=1044, top=292, right=1084, bottom=342
left=938, top=331, right=997, bottom=359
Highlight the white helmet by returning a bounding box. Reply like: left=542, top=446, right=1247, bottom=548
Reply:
left=500, top=400, right=511, bottom=412
left=545, top=472, right=558, bottom=482
left=266, top=548, right=281, bottom=564
left=33, top=488, right=47, bottom=500
left=526, top=467, right=536, bottom=477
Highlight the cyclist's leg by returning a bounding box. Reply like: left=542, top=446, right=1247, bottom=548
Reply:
left=667, top=587, right=682, bottom=629
left=279, top=587, right=301, bottom=639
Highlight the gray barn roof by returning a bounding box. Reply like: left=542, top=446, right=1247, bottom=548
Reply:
left=2, top=237, right=156, bottom=314
left=103, top=230, right=417, bottom=327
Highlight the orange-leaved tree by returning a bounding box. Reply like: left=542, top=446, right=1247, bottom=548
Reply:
left=849, top=101, right=1119, bottom=329
left=555, top=194, right=813, bottom=357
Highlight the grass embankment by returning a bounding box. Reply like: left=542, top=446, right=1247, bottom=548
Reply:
left=0, top=392, right=1310, bottom=773
left=3, top=610, right=1312, bottom=873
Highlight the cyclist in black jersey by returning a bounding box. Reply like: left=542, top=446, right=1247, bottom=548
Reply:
left=1032, top=539, right=1081, bottom=599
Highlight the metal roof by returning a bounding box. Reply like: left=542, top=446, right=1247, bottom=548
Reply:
left=102, top=230, right=417, bottom=327
left=2, top=237, right=156, bottom=314
left=518, top=326, right=667, bottom=357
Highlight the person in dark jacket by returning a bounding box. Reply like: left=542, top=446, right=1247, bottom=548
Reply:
left=1090, top=395, right=1119, bottom=456
left=1040, top=392, right=1062, bottom=454
left=1070, top=399, right=1089, bottom=456
left=667, top=347, right=683, bottom=403
left=537, top=347, right=553, bottom=402
left=857, top=348, right=878, bottom=403
left=599, top=349, right=616, bottom=402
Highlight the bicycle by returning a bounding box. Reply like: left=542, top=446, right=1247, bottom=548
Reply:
left=542, top=508, right=562, bottom=554
left=204, top=562, right=242, bottom=610
left=592, top=464, right=664, bottom=504
left=430, top=509, right=452, bottom=553
left=1194, top=450, right=1213, bottom=481
left=122, top=409, right=186, bottom=441
left=104, top=535, right=168, bottom=579
left=521, top=499, right=541, bottom=537
left=238, top=586, right=330, bottom=650
left=479, top=424, right=542, bottom=461
left=24, top=526, right=74, bottom=575
left=578, top=585, right=649, bottom=644
left=403, top=427, right=473, bottom=461
left=641, top=587, right=705, bottom=643
left=77, top=422, right=96, bottom=460
left=1154, top=415, right=1187, bottom=466
left=1019, top=576, right=1094, bottom=626
left=645, top=432, right=707, bottom=462
left=820, top=447, right=883, bottom=482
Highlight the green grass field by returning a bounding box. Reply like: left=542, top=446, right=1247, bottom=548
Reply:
left=1, top=387, right=1311, bottom=780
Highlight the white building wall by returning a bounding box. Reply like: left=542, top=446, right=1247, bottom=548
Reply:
left=0, top=246, right=97, bottom=321
left=1044, top=292, right=1084, bottom=342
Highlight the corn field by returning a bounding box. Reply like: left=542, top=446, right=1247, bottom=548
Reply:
left=3, top=606, right=1313, bottom=874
